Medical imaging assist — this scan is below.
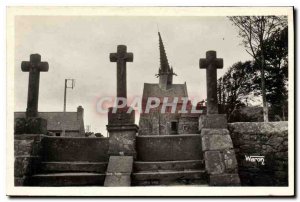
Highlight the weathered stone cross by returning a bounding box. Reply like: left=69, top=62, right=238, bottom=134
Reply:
left=200, top=51, right=223, bottom=114
left=110, top=45, right=133, bottom=100
left=21, top=54, right=49, bottom=118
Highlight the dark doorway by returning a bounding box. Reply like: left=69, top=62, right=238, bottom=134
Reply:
left=171, top=121, right=178, bottom=135
left=55, top=132, right=61, bottom=136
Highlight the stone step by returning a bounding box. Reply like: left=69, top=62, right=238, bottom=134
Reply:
left=39, top=161, right=108, bottom=173
left=132, top=170, right=208, bottom=186
left=28, top=172, right=106, bottom=186
left=134, top=160, right=205, bottom=172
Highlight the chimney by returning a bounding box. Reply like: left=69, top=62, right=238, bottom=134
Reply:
left=77, top=106, right=84, bottom=120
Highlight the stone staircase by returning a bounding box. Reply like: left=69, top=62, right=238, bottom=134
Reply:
left=24, top=136, right=109, bottom=186
left=28, top=161, right=108, bottom=186
left=132, top=160, right=208, bottom=186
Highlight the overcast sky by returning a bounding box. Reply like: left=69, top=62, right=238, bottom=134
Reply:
left=14, top=16, right=252, bottom=135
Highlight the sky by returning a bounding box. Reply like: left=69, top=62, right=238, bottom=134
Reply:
left=14, top=16, right=252, bottom=136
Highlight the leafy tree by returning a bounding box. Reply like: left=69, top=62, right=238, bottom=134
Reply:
left=228, top=16, right=287, bottom=122
left=254, top=27, right=288, bottom=120
left=217, top=61, right=258, bottom=116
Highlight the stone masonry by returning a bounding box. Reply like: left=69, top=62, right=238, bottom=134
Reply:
left=14, top=134, right=43, bottom=186
left=228, top=122, right=288, bottom=186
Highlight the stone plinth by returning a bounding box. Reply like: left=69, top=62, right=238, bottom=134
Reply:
left=15, top=117, right=47, bottom=135
left=108, top=107, right=135, bottom=125
left=200, top=115, right=241, bottom=186
left=107, top=107, right=138, bottom=158
left=199, top=114, right=227, bottom=130
left=107, top=124, right=138, bottom=158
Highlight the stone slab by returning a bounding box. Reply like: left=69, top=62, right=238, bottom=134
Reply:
left=39, top=162, right=108, bottom=173
left=136, top=134, right=203, bottom=161
left=223, top=149, right=238, bottom=172
left=209, top=173, right=241, bottom=186
left=201, top=128, right=229, bottom=136
left=199, top=114, right=227, bottom=130
left=104, top=174, right=131, bottom=187
left=202, top=133, right=233, bottom=151
left=104, top=156, right=133, bottom=187
left=134, top=160, right=205, bottom=172
left=14, top=140, right=34, bottom=156
left=41, top=137, right=109, bottom=162
left=28, top=173, right=106, bottom=186
left=204, top=151, right=225, bottom=174
left=132, top=170, right=207, bottom=183
left=108, top=130, right=137, bottom=157
left=108, top=107, right=135, bottom=125
left=14, top=156, right=40, bottom=177
left=15, top=177, right=28, bottom=186
left=106, top=156, right=133, bottom=173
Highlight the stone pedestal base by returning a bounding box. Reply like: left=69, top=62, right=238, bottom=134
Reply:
left=108, top=107, right=135, bottom=125
left=199, top=114, right=227, bottom=130
left=107, top=124, right=138, bottom=158
left=200, top=114, right=240, bottom=186
left=15, top=117, right=47, bottom=135
left=107, top=107, right=138, bottom=158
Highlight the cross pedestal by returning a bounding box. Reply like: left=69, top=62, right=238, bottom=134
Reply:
left=107, top=106, right=138, bottom=158
left=15, top=54, right=49, bottom=135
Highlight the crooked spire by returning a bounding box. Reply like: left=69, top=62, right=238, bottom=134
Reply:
left=156, top=32, right=177, bottom=89
left=158, top=32, right=171, bottom=73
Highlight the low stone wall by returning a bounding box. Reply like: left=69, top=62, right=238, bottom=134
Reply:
left=136, top=134, right=202, bottom=161
left=228, top=122, right=288, bottom=186
left=41, top=136, right=109, bottom=162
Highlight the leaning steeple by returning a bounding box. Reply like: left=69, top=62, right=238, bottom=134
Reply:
left=158, top=32, right=171, bottom=73
left=156, top=32, right=177, bottom=90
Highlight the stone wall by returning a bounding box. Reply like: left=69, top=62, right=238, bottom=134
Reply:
left=139, top=112, right=199, bottom=136
left=14, top=134, right=43, bottom=186
left=178, top=115, right=199, bottom=134
left=228, top=122, right=288, bottom=186
left=136, top=134, right=202, bottom=161
left=41, top=136, right=109, bottom=162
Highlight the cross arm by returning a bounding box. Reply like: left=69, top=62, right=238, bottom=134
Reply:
left=21, top=61, right=49, bottom=72
left=21, top=61, right=31, bottom=72
left=38, top=62, right=49, bottom=72
left=199, top=59, right=208, bottom=69
left=110, top=53, right=118, bottom=62
left=199, top=58, right=223, bottom=69
left=125, top=53, right=133, bottom=62
left=216, top=58, right=223, bottom=69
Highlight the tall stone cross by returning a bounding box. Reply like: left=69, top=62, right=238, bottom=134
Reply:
left=21, top=54, right=49, bottom=118
left=200, top=51, right=223, bottom=114
left=110, top=45, right=133, bottom=101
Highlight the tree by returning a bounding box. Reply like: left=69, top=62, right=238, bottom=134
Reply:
left=228, top=16, right=287, bottom=122
left=217, top=61, right=258, bottom=116
left=254, top=27, right=288, bottom=120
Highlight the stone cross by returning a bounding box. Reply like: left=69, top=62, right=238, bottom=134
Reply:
left=200, top=51, right=223, bottom=114
left=21, top=54, right=49, bottom=118
left=110, top=45, right=133, bottom=100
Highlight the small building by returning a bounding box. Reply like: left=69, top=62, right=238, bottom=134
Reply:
left=139, top=32, right=205, bottom=136
left=15, top=106, right=85, bottom=137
